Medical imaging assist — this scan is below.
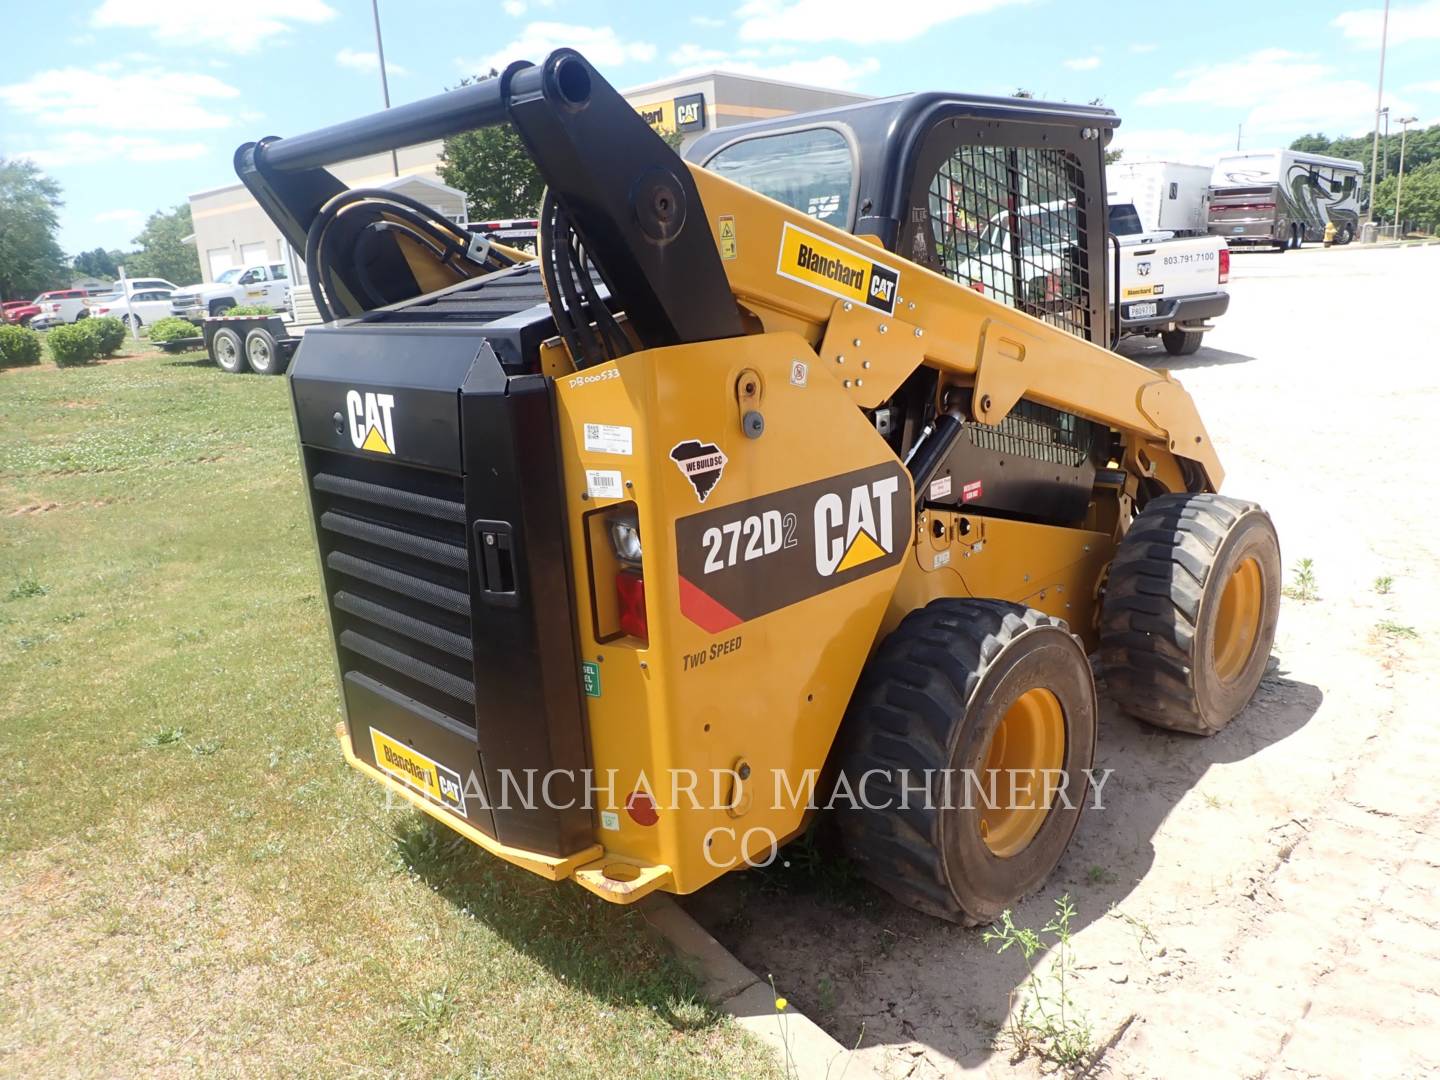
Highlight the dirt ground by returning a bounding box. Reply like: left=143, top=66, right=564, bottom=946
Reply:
left=683, top=242, right=1440, bottom=1078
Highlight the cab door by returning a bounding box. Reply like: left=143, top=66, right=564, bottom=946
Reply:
left=899, top=115, right=1109, bottom=344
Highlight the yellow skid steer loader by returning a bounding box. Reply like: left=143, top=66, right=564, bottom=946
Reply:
left=237, top=51, right=1279, bottom=923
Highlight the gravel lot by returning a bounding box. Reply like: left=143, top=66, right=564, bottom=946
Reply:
left=684, top=242, right=1440, bottom=1079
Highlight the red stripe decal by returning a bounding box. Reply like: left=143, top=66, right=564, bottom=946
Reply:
left=678, top=575, right=744, bottom=633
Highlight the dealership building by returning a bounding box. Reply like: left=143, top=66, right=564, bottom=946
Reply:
left=187, top=71, right=866, bottom=284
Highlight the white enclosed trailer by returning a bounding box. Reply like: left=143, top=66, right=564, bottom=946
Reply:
left=1107, top=161, right=1212, bottom=235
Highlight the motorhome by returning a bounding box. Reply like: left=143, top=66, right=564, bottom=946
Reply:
left=1207, top=149, right=1363, bottom=250
left=1108, top=161, right=1212, bottom=236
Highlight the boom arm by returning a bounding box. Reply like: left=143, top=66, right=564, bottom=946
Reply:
left=236, top=48, right=1219, bottom=491
left=685, top=165, right=1222, bottom=491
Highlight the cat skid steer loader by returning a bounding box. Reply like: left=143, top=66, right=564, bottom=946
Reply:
left=238, top=51, right=1279, bottom=923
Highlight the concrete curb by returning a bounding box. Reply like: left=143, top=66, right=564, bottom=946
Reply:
left=640, top=895, right=881, bottom=1080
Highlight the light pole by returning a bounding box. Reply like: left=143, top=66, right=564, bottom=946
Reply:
left=1366, top=0, right=1391, bottom=224
left=371, top=0, right=399, bottom=178
left=1380, top=107, right=1390, bottom=179
left=1395, top=116, right=1418, bottom=236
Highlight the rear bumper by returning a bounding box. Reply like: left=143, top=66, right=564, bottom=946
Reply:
left=336, top=722, right=672, bottom=903
left=1121, top=291, right=1229, bottom=333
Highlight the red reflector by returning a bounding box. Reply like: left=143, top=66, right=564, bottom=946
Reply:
left=616, top=568, right=647, bottom=642
left=626, top=790, right=658, bottom=826
left=969, top=280, right=985, bottom=294
left=1218, top=247, right=1230, bottom=284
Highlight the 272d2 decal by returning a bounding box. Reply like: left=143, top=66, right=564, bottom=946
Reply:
left=674, top=462, right=911, bottom=632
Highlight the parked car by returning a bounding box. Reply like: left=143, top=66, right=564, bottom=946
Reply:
left=170, top=263, right=291, bottom=319
left=1108, top=200, right=1230, bottom=354
left=2, top=300, right=39, bottom=326
left=32, top=287, right=111, bottom=325
left=89, top=289, right=176, bottom=330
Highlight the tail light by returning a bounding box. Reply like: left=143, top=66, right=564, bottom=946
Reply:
left=615, top=569, right=647, bottom=642
left=1218, top=248, right=1230, bottom=284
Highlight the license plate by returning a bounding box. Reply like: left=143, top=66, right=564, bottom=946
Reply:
left=1232, top=226, right=1244, bottom=233
left=1128, top=301, right=1157, bottom=319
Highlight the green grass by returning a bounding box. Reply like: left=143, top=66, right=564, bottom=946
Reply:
left=0, top=352, right=776, bottom=1079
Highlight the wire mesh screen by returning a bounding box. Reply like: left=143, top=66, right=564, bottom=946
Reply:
left=965, top=399, right=1100, bottom=467
left=924, top=145, right=1091, bottom=339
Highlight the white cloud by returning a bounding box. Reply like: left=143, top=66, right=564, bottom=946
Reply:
left=0, top=67, right=240, bottom=130
left=1332, top=0, right=1440, bottom=46
left=736, top=0, right=1027, bottom=44
left=91, top=0, right=337, bottom=54
left=14, top=132, right=208, bottom=168
left=502, top=0, right=553, bottom=14
left=460, top=23, right=656, bottom=74
left=1129, top=42, right=1158, bottom=54
left=667, top=44, right=877, bottom=90
left=1063, top=56, right=1101, bottom=71
left=691, top=14, right=726, bottom=27
left=1138, top=49, right=1416, bottom=140
left=1108, top=126, right=1238, bottom=167
left=94, top=207, right=145, bottom=224
left=335, top=48, right=407, bottom=75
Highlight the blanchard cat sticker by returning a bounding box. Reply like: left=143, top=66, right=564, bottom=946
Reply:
left=674, top=462, right=911, bottom=632
left=670, top=440, right=728, bottom=503
left=776, top=222, right=900, bottom=315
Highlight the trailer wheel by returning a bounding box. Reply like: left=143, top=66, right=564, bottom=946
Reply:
left=212, top=327, right=245, bottom=373
left=1161, top=329, right=1204, bottom=356
left=1101, top=493, right=1280, bottom=735
left=835, top=599, right=1096, bottom=924
left=244, top=327, right=287, bottom=375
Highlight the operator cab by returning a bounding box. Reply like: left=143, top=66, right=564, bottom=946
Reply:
left=686, top=92, right=1120, bottom=346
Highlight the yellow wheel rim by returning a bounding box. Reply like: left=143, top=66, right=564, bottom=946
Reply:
left=979, top=688, right=1066, bottom=858
left=1212, top=557, right=1263, bottom=683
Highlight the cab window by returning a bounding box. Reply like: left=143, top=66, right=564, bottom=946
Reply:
left=705, top=127, right=854, bottom=228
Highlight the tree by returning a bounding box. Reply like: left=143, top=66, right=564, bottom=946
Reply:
left=127, top=204, right=201, bottom=285
left=0, top=157, right=68, bottom=300
left=1289, top=133, right=1331, bottom=153
left=439, top=72, right=544, bottom=221
left=1372, top=161, right=1440, bottom=230
left=72, top=247, right=121, bottom=280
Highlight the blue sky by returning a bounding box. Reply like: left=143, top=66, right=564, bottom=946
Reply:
left=3, top=0, right=1438, bottom=256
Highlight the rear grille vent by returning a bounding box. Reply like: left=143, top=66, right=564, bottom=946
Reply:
left=308, top=448, right=475, bottom=729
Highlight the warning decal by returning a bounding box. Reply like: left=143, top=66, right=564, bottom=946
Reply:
left=674, top=461, right=911, bottom=630
left=776, top=222, right=900, bottom=315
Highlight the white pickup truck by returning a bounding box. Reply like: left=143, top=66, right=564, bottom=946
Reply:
left=959, top=200, right=1230, bottom=356
left=169, top=262, right=292, bottom=320
left=1107, top=201, right=1230, bottom=355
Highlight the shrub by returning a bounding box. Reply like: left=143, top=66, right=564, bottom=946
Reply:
left=47, top=323, right=101, bottom=367
left=224, top=304, right=275, bottom=316
left=147, top=316, right=199, bottom=345
left=84, top=316, right=127, bottom=357
left=0, top=324, right=43, bottom=369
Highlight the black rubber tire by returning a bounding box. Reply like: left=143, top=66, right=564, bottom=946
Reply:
left=835, top=599, right=1097, bottom=925
left=209, top=298, right=236, bottom=317
left=244, top=326, right=287, bottom=375
left=1294, top=225, right=1304, bottom=249
left=211, top=327, right=245, bottom=373
left=1337, top=224, right=1354, bottom=245
left=122, top=314, right=142, bottom=331
left=1101, top=493, right=1280, bottom=735
left=1161, top=329, right=1204, bottom=356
